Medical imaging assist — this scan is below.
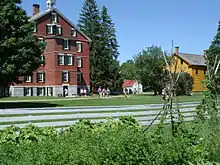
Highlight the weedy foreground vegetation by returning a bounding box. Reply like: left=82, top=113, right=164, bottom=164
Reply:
left=0, top=116, right=219, bottom=165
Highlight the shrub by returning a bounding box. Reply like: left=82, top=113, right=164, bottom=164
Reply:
left=176, top=72, right=194, bottom=96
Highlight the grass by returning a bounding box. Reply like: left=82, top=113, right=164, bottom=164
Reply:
left=0, top=94, right=202, bottom=109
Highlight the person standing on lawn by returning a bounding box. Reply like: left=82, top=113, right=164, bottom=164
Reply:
left=106, top=88, right=110, bottom=98
left=98, top=86, right=102, bottom=98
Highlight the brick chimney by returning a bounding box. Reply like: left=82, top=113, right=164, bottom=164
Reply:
left=175, top=46, right=179, bottom=54
left=33, top=4, right=40, bottom=15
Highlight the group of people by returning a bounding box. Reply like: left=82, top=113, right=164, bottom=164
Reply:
left=80, top=88, right=87, bottom=97
left=97, top=87, right=110, bottom=98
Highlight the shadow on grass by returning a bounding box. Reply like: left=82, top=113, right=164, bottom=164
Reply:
left=0, top=102, right=58, bottom=109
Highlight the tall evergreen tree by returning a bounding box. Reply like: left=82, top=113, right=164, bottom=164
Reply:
left=78, top=0, right=102, bottom=92
left=78, top=1, right=122, bottom=91
left=99, top=6, right=122, bottom=90
left=0, top=0, right=45, bottom=96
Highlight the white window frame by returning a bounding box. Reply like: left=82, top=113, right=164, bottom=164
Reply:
left=51, top=12, right=57, bottom=24
left=66, top=54, right=73, bottom=66
left=71, top=28, right=77, bottom=37
left=76, top=41, right=82, bottom=52
left=63, top=39, right=69, bottom=50
left=58, top=54, right=64, bottom=65
left=37, top=87, right=45, bottom=96
left=46, top=24, right=53, bottom=34
left=37, top=72, right=44, bottom=82
left=76, top=57, right=82, bottom=68
left=57, top=25, right=62, bottom=35
left=62, top=71, right=69, bottom=82
left=24, top=87, right=32, bottom=96
left=41, top=55, right=45, bottom=66
left=38, top=37, right=44, bottom=42
left=25, top=76, right=32, bottom=83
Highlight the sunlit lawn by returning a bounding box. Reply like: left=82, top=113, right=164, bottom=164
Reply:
left=0, top=94, right=202, bottom=109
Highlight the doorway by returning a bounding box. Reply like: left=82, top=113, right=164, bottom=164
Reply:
left=63, top=86, right=68, bottom=97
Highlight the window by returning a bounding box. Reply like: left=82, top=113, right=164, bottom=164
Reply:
left=196, top=69, right=198, bottom=75
left=66, top=54, right=73, bottom=65
left=46, top=25, right=53, bottom=34
left=62, top=71, right=69, bottom=82
left=37, top=87, right=45, bottom=96
left=77, top=72, right=82, bottom=83
left=41, top=56, right=45, bottom=66
left=38, top=37, right=44, bottom=42
left=37, top=72, right=45, bottom=82
left=51, top=12, right=57, bottom=24
left=24, top=76, right=32, bottom=83
left=181, top=59, right=183, bottom=65
left=58, top=54, right=73, bottom=65
left=71, top=28, right=77, bottom=37
left=63, top=39, right=69, bottom=50
left=24, top=87, right=32, bottom=96
left=76, top=41, right=82, bottom=52
left=76, top=57, right=82, bottom=67
left=57, top=25, right=62, bottom=35
left=58, top=54, right=64, bottom=65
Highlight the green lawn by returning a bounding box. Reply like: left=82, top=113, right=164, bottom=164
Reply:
left=0, top=94, right=202, bottom=109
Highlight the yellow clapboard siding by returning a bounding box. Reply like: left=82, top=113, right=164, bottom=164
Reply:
left=169, top=55, right=206, bottom=92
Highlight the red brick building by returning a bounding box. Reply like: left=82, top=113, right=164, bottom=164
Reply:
left=10, top=1, right=91, bottom=97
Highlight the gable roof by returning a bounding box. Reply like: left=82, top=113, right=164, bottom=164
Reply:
left=175, top=53, right=206, bottom=66
left=123, top=80, right=137, bottom=87
left=29, top=8, right=92, bottom=42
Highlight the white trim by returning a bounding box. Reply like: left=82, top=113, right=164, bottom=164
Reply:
left=51, top=12, right=57, bottom=24
left=63, top=39, right=69, bottom=50
left=46, top=24, right=53, bottom=34
left=58, top=53, right=64, bottom=65
left=66, top=54, right=73, bottom=65
left=76, top=41, right=82, bottom=52
left=25, top=76, right=32, bottom=83
left=71, top=28, right=77, bottom=37
left=76, top=57, right=82, bottom=67
left=62, top=71, right=69, bottom=82
left=37, top=72, right=44, bottom=82
left=29, top=8, right=92, bottom=42
left=57, top=25, right=62, bottom=35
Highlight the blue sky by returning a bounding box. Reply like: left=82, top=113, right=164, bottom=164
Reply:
left=22, top=0, right=220, bottom=63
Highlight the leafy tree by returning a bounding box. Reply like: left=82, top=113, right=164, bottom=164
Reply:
left=0, top=0, right=45, bottom=96
left=134, top=46, right=166, bottom=95
left=119, top=60, right=137, bottom=80
left=205, top=21, right=220, bottom=94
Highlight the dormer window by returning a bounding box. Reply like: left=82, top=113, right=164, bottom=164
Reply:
left=71, top=28, right=77, bottom=37
left=51, top=12, right=57, bottom=24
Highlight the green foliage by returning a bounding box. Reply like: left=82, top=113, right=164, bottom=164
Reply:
left=0, top=117, right=219, bottom=164
left=78, top=0, right=122, bottom=91
left=134, top=45, right=167, bottom=95
left=119, top=60, right=137, bottom=80
left=0, top=0, right=45, bottom=87
left=176, top=72, right=194, bottom=96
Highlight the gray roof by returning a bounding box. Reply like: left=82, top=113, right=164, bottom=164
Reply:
left=178, top=53, right=206, bottom=66
left=29, top=8, right=92, bottom=42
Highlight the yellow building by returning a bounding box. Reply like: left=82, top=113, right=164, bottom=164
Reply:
left=170, top=47, right=207, bottom=92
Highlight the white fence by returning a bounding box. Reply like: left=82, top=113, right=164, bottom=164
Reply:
left=0, top=102, right=217, bottom=130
